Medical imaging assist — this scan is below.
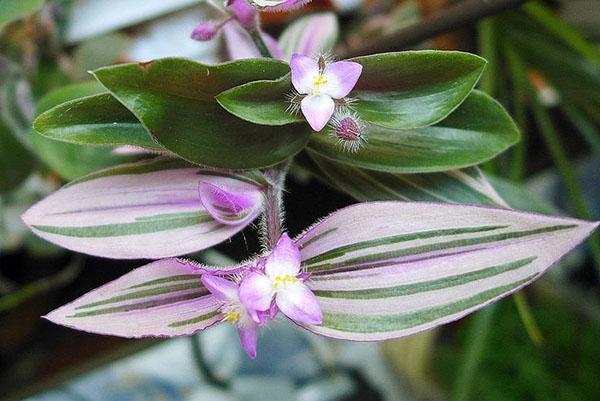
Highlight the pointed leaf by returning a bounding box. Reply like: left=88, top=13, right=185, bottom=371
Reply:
left=22, top=157, right=265, bottom=259
left=216, top=51, right=485, bottom=129
left=31, top=81, right=139, bottom=180
left=92, top=58, right=311, bottom=169
left=34, top=92, right=161, bottom=150
left=295, top=202, right=598, bottom=340
left=44, top=259, right=222, bottom=337
left=306, top=150, right=507, bottom=206
left=308, top=90, right=519, bottom=173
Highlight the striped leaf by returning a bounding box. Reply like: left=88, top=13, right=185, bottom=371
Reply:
left=22, top=157, right=266, bottom=259
left=295, top=202, right=598, bottom=340
left=306, top=150, right=507, bottom=206
left=44, top=259, right=222, bottom=337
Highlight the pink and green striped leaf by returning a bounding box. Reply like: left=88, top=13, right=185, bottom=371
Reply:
left=44, top=258, right=222, bottom=337
left=22, top=157, right=266, bottom=259
left=296, top=202, right=598, bottom=340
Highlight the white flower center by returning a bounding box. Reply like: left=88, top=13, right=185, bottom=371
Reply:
left=311, top=74, right=328, bottom=95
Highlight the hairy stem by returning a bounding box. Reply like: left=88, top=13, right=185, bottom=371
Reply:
left=261, top=165, right=288, bottom=250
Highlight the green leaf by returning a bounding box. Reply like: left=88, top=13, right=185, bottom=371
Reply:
left=0, top=119, right=33, bottom=193
left=216, top=51, right=486, bottom=129
left=0, top=0, right=44, bottom=32
left=306, top=150, right=506, bottom=206
left=350, top=51, right=486, bottom=129
left=308, top=90, right=519, bottom=174
left=34, top=93, right=161, bottom=150
left=92, top=58, right=311, bottom=169
left=31, top=81, right=138, bottom=180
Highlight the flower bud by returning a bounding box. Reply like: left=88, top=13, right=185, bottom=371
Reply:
left=191, top=22, right=221, bottom=41
left=329, top=111, right=366, bottom=153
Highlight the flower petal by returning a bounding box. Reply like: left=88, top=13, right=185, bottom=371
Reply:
left=198, top=180, right=263, bottom=226
left=276, top=282, right=322, bottom=325
left=290, top=53, right=319, bottom=94
left=201, top=274, right=239, bottom=302
left=301, top=94, right=335, bottom=132
left=322, top=61, right=363, bottom=98
left=227, top=0, right=257, bottom=30
left=237, top=321, right=259, bottom=359
left=238, top=272, right=274, bottom=322
left=265, top=233, right=302, bottom=278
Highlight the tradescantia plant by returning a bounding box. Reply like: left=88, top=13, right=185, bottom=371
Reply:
left=23, top=1, right=598, bottom=358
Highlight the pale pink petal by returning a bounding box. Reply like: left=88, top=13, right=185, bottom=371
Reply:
left=201, top=274, right=238, bottom=302
left=322, top=61, right=363, bottom=98
left=265, top=233, right=301, bottom=278
left=237, top=321, right=259, bottom=359
left=238, top=271, right=274, bottom=322
left=276, top=282, right=322, bottom=325
left=262, top=33, right=284, bottom=60
left=300, top=94, right=335, bottom=132
left=290, top=53, right=319, bottom=94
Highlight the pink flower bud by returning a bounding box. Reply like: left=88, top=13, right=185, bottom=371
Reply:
left=191, top=22, right=221, bottom=41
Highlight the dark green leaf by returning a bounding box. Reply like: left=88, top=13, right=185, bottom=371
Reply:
left=217, top=51, right=486, bottom=130
left=92, top=58, right=311, bottom=169
left=308, top=90, right=519, bottom=174
left=34, top=93, right=160, bottom=150
left=31, top=81, right=138, bottom=180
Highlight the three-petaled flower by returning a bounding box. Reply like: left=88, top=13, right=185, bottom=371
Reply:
left=239, top=233, right=322, bottom=326
left=290, top=53, right=362, bottom=132
left=201, top=233, right=322, bottom=358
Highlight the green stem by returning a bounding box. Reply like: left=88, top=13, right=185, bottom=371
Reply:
left=249, top=29, right=274, bottom=58
left=190, top=333, right=228, bottom=388
left=452, top=305, right=497, bottom=401
left=261, top=165, right=288, bottom=250
left=513, top=291, right=544, bottom=346
left=523, top=2, right=600, bottom=69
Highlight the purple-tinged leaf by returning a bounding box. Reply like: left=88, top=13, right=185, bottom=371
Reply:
left=222, top=22, right=283, bottom=60
left=22, top=157, right=265, bottom=259
left=44, top=259, right=222, bottom=337
left=295, top=202, right=598, bottom=340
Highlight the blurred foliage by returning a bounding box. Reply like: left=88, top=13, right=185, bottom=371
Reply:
left=436, top=284, right=600, bottom=401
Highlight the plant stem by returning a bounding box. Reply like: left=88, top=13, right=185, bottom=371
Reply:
left=341, top=0, right=528, bottom=57
left=261, top=165, right=287, bottom=250
left=513, top=291, right=544, bottom=346
left=249, top=29, right=274, bottom=58
left=452, top=305, right=497, bottom=401
left=190, top=334, right=228, bottom=388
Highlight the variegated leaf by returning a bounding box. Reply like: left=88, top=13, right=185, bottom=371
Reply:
left=306, top=150, right=507, bottom=207
left=295, top=202, right=597, bottom=340
left=22, top=157, right=266, bottom=259
left=44, top=259, right=222, bottom=337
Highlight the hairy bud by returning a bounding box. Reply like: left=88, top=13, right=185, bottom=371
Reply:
left=329, top=111, right=366, bottom=153
left=191, top=22, right=221, bottom=41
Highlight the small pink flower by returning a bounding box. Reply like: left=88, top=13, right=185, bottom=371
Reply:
left=201, top=274, right=259, bottom=358
left=239, top=233, right=322, bottom=326
left=290, top=54, right=362, bottom=132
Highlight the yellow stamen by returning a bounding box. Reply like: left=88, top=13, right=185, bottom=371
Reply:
left=273, top=274, right=298, bottom=289
left=312, top=74, right=328, bottom=94
left=224, top=310, right=241, bottom=322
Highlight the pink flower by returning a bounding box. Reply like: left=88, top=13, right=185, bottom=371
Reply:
left=201, top=274, right=259, bottom=358
left=290, top=53, right=362, bottom=132
left=239, top=233, right=322, bottom=326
